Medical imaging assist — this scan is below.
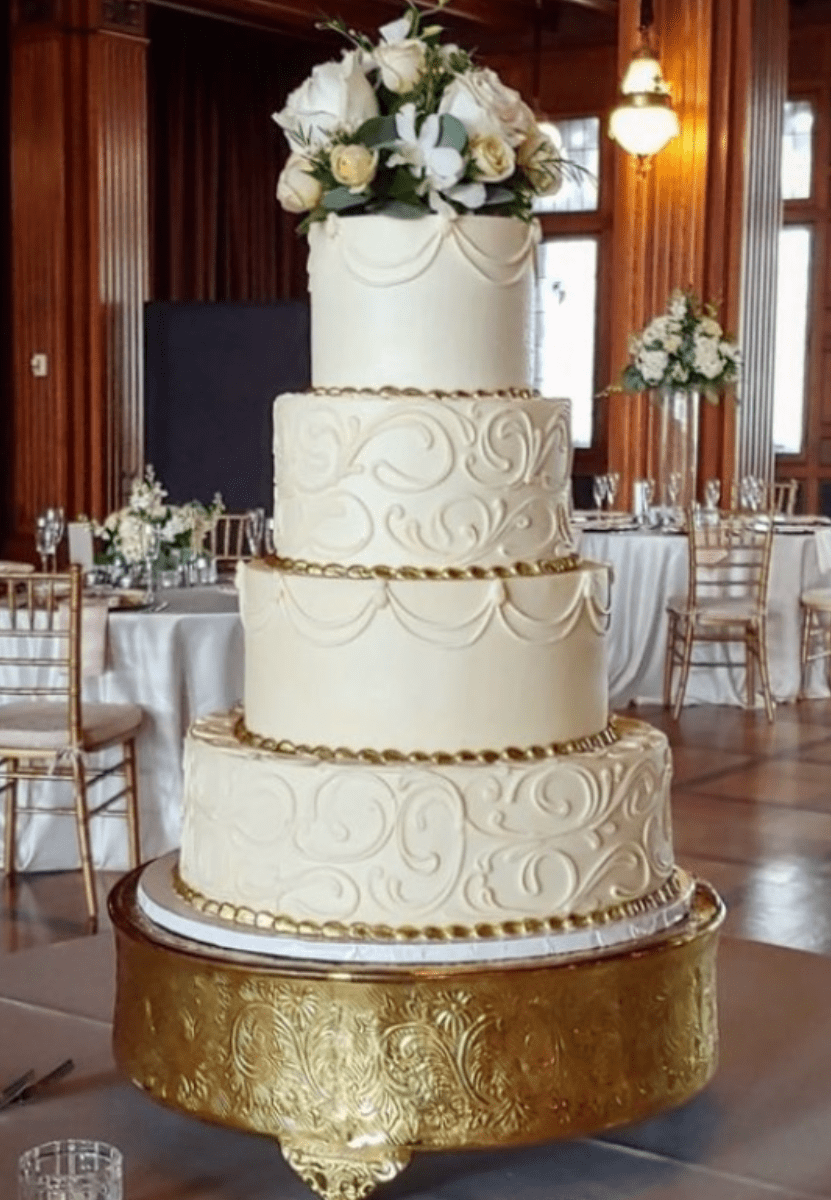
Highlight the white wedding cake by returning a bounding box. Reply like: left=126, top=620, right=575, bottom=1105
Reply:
left=131, top=209, right=694, bottom=967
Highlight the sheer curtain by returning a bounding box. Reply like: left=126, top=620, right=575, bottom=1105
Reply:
left=148, top=7, right=312, bottom=302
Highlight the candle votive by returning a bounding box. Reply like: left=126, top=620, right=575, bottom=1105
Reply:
left=18, top=1140, right=122, bottom=1200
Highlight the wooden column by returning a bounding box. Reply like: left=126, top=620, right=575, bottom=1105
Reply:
left=607, top=0, right=787, bottom=509
left=8, top=0, right=148, bottom=559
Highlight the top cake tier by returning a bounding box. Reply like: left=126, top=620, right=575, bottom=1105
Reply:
left=308, top=213, right=539, bottom=392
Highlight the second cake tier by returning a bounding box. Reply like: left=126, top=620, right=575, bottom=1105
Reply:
left=239, top=557, right=611, bottom=753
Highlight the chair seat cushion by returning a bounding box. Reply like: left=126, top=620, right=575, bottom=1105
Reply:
left=0, top=700, right=143, bottom=752
left=667, top=595, right=759, bottom=624
left=801, top=588, right=831, bottom=613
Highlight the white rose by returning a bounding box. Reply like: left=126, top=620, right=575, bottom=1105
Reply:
left=699, top=316, right=722, bottom=338
left=330, top=143, right=379, bottom=192
left=517, top=128, right=562, bottom=196
left=374, top=39, right=427, bottom=94
left=693, top=336, right=724, bottom=379
left=439, top=67, right=535, bottom=146
left=639, top=348, right=669, bottom=385
left=276, top=153, right=323, bottom=213
left=273, top=51, right=380, bottom=152
left=469, top=132, right=515, bottom=182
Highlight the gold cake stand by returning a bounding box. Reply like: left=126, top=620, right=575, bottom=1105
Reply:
left=110, top=869, right=724, bottom=1200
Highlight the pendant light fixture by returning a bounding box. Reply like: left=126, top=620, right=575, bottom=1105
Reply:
left=608, top=0, right=679, bottom=171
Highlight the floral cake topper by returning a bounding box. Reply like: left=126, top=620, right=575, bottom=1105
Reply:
left=618, top=289, right=741, bottom=399
left=273, top=0, right=567, bottom=229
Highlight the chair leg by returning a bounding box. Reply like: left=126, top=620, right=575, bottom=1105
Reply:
left=756, top=620, right=775, bottom=723
left=70, top=754, right=98, bottom=924
left=123, top=738, right=141, bottom=870
left=746, top=631, right=756, bottom=711
left=672, top=619, right=696, bottom=719
left=798, top=604, right=812, bottom=700
left=2, top=759, right=18, bottom=879
left=663, top=612, right=677, bottom=709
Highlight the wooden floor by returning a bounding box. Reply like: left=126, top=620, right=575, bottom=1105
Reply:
left=2, top=698, right=831, bottom=958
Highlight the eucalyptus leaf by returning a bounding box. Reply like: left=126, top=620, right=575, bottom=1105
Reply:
left=437, top=114, right=468, bottom=153
left=322, top=187, right=369, bottom=212
left=483, top=186, right=515, bottom=206
left=379, top=199, right=431, bottom=219
left=355, top=115, right=399, bottom=148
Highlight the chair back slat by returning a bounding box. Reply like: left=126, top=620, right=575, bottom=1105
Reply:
left=0, top=565, right=83, bottom=746
left=685, top=509, right=775, bottom=616
left=206, top=513, right=248, bottom=565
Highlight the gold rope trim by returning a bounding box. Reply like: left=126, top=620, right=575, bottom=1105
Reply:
left=264, top=554, right=580, bottom=580
left=232, top=713, right=621, bottom=765
left=304, top=385, right=542, bottom=401
left=172, top=866, right=691, bottom=943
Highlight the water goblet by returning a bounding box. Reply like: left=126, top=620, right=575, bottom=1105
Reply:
left=140, top=522, right=161, bottom=606
left=35, top=515, right=58, bottom=572
left=592, top=474, right=608, bottom=515
left=245, top=507, right=265, bottom=558
left=44, top=506, right=66, bottom=548
left=704, top=478, right=721, bottom=510
left=19, top=1139, right=123, bottom=1200
left=667, top=472, right=682, bottom=509
left=606, top=471, right=620, bottom=510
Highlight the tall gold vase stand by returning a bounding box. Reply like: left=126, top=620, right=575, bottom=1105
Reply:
left=110, top=870, right=724, bottom=1200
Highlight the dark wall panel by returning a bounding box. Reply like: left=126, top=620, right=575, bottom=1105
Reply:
left=145, top=301, right=310, bottom=511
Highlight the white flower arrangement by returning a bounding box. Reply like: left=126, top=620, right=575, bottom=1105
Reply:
left=620, top=289, right=741, bottom=398
left=94, top=467, right=224, bottom=568
left=273, top=0, right=570, bottom=229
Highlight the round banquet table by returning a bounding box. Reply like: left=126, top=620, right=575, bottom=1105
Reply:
left=581, top=525, right=831, bottom=709
left=8, top=586, right=243, bottom=874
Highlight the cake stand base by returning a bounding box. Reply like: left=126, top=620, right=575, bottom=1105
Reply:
left=109, top=869, right=724, bottom=1200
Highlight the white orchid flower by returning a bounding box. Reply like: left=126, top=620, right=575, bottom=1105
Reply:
left=390, top=103, right=465, bottom=194
left=379, top=14, right=413, bottom=42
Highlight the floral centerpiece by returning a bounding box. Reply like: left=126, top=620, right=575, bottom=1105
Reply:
left=273, top=0, right=569, bottom=229
left=94, top=467, right=224, bottom=573
left=619, top=288, right=741, bottom=399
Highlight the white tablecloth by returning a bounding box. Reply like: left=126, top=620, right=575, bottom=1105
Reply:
left=6, top=587, right=243, bottom=873
left=582, top=528, right=830, bottom=708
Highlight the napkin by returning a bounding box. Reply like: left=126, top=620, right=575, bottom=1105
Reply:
left=68, top=522, right=95, bottom=569
left=58, top=598, right=110, bottom=677
left=0, top=561, right=34, bottom=575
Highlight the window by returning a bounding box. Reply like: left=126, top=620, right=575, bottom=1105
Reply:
left=533, top=117, right=600, bottom=214
left=781, top=100, right=814, bottom=201
left=772, top=225, right=812, bottom=454
left=535, top=238, right=599, bottom=448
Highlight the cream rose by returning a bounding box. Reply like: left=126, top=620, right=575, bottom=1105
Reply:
left=373, top=38, right=427, bottom=94
left=276, top=153, right=323, bottom=213
left=439, top=68, right=535, bottom=146
left=517, top=128, right=562, bottom=196
left=330, top=143, right=379, bottom=192
left=273, top=51, right=380, bottom=152
left=469, top=132, right=515, bottom=182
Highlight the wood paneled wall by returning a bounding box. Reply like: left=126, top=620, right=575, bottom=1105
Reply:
left=607, top=0, right=787, bottom=509
left=8, top=0, right=148, bottom=558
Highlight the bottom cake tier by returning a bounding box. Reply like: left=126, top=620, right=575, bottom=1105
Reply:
left=178, top=711, right=679, bottom=955
left=110, top=869, right=725, bottom=1200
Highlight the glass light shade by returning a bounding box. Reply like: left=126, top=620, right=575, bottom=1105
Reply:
left=609, top=102, right=680, bottom=157
left=620, top=54, right=667, bottom=96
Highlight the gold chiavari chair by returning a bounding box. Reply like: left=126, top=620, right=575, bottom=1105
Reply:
left=799, top=588, right=831, bottom=696
left=205, top=513, right=249, bottom=571
left=663, top=508, right=776, bottom=721
left=771, top=478, right=799, bottom=516
left=0, top=565, right=143, bottom=923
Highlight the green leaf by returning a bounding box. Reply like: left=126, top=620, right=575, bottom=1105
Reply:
left=388, top=167, right=423, bottom=203
left=355, top=115, right=399, bottom=148
left=482, top=186, right=515, bottom=206
left=322, top=187, right=369, bottom=212
left=379, top=199, right=431, bottom=219
left=437, top=114, right=468, bottom=153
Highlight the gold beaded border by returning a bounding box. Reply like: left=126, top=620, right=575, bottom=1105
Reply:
left=264, top=554, right=580, bottom=581
left=172, top=866, right=691, bottom=944
left=232, top=713, right=621, bottom=766
left=304, top=385, right=542, bottom=401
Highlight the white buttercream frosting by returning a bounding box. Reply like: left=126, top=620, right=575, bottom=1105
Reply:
left=177, top=711, right=677, bottom=948
left=239, top=557, right=610, bottom=752
left=273, top=390, right=576, bottom=568
left=308, top=214, right=539, bottom=390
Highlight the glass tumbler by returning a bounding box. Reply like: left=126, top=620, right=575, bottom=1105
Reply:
left=19, top=1140, right=122, bottom=1200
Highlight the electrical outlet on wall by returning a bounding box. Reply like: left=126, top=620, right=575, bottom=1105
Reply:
left=30, top=353, right=48, bottom=378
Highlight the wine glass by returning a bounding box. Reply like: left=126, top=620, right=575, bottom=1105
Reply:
left=704, top=478, right=721, bottom=510
left=44, top=506, right=65, bottom=548
left=606, top=471, right=620, bottom=510
left=35, top=515, right=58, bottom=572
left=245, top=507, right=265, bottom=558
left=592, top=474, right=608, bottom=515
left=140, top=522, right=161, bottom=606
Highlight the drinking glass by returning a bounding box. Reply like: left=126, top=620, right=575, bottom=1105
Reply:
left=606, top=471, right=620, bottom=510
left=19, top=1139, right=122, bottom=1200
left=245, top=507, right=265, bottom=558
left=44, top=506, right=66, bottom=548
left=667, top=472, right=682, bottom=509
left=704, top=478, right=721, bottom=510
left=35, top=516, right=58, bottom=572
left=141, top=522, right=161, bottom=606
left=592, top=475, right=608, bottom=514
